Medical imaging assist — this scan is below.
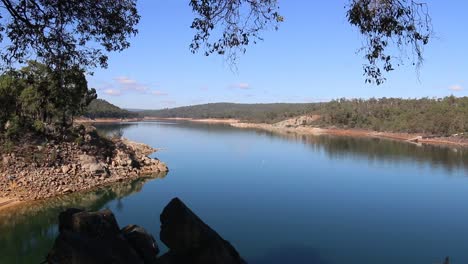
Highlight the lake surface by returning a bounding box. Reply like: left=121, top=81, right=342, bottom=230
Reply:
left=1, top=121, right=468, bottom=264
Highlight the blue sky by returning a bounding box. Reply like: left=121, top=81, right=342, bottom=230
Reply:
left=88, top=0, right=468, bottom=109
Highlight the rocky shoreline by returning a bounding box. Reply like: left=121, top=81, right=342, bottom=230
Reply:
left=0, top=125, right=168, bottom=207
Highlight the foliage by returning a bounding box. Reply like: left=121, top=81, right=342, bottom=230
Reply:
left=0, top=0, right=140, bottom=71
left=141, top=103, right=319, bottom=124
left=0, top=1, right=433, bottom=84
left=0, top=61, right=96, bottom=138
left=84, top=99, right=139, bottom=119
left=347, top=0, right=432, bottom=84
left=190, top=0, right=283, bottom=64
left=141, top=97, right=468, bottom=136
left=318, top=96, right=468, bottom=135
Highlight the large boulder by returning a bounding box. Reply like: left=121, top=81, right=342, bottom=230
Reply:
left=122, top=225, right=160, bottom=263
left=47, top=208, right=157, bottom=264
left=159, top=198, right=246, bottom=264
left=47, top=198, right=246, bottom=264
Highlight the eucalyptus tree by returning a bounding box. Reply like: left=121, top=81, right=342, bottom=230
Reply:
left=0, top=0, right=432, bottom=84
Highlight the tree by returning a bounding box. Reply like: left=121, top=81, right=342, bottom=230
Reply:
left=0, top=1, right=432, bottom=84
left=0, top=71, right=23, bottom=130
left=190, top=0, right=432, bottom=84
left=0, top=61, right=97, bottom=137
left=0, top=0, right=139, bottom=71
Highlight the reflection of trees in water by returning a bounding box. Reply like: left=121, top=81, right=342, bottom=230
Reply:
left=100, top=122, right=468, bottom=173
left=255, top=130, right=468, bottom=174
left=0, top=172, right=167, bottom=263
left=93, top=123, right=135, bottom=137
left=97, top=121, right=240, bottom=135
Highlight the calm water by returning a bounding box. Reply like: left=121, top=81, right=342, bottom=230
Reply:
left=1, top=121, right=468, bottom=264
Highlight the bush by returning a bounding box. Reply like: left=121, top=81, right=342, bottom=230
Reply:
left=5, top=116, right=23, bottom=139
left=33, top=120, right=46, bottom=134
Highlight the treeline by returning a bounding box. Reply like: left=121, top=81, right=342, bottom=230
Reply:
left=318, top=97, right=468, bottom=135
left=141, top=97, right=468, bottom=136
left=84, top=99, right=139, bottom=119
left=140, top=103, right=321, bottom=124
left=0, top=61, right=96, bottom=138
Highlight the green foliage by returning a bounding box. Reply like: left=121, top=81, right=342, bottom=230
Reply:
left=0, top=0, right=140, bottom=71
left=142, top=97, right=468, bottom=136
left=0, top=61, right=98, bottom=139
left=2, top=140, right=14, bottom=153
left=318, top=97, right=468, bottom=135
left=0, top=1, right=433, bottom=85
left=347, top=0, right=432, bottom=84
left=33, top=120, right=46, bottom=134
left=84, top=99, right=139, bottom=119
left=190, top=0, right=282, bottom=63
left=4, top=116, right=23, bottom=139
left=141, top=103, right=319, bottom=124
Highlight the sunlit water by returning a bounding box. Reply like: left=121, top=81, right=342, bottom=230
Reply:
left=1, top=121, right=468, bottom=264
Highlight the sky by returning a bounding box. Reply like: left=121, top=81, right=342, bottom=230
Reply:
left=87, top=0, right=468, bottom=110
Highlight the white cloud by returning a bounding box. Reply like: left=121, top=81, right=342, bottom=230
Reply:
left=151, top=90, right=168, bottom=96
left=114, top=76, right=149, bottom=92
left=230, top=82, right=250, bottom=90
left=449, top=84, right=464, bottom=91
left=103, top=89, right=121, bottom=96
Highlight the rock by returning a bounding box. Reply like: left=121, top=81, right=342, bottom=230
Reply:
left=2, top=155, right=10, bottom=166
left=48, top=208, right=149, bottom=264
left=122, top=224, right=159, bottom=263
left=47, top=198, right=246, bottom=264
left=62, top=165, right=70, bottom=174
left=88, top=163, right=105, bottom=175
left=160, top=198, right=246, bottom=264
left=79, top=154, right=97, bottom=165
left=157, top=162, right=168, bottom=172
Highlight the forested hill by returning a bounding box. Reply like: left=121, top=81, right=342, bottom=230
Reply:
left=140, top=103, right=321, bottom=124
left=84, top=99, right=139, bottom=119
left=140, top=97, right=468, bottom=136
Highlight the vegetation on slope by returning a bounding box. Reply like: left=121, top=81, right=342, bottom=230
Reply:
left=141, top=97, right=468, bottom=136
left=140, top=103, right=321, bottom=124
left=318, top=97, right=468, bottom=135
left=84, top=99, right=139, bottom=119
left=0, top=61, right=96, bottom=141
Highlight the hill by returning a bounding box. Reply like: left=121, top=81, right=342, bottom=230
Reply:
left=84, top=99, right=139, bottom=119
left=139, top=97, right=468, bottom=136
left=140, top=103, right=321, bottom=124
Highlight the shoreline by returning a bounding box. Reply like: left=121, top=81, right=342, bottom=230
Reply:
left=0, top=171, right=167, bottom=213
left=76, top=117, right=468, bottom=147
left=0, top=128, right=169, bottom=212
left=75, top=117, right=241, bottom=124
left=230, top=122, right=468, bottom=147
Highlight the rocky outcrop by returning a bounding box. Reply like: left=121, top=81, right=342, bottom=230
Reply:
left=48, top=209, right=157, bottom=264
left=0, top=125, right=168, bottom=201
left=159, top=198, right=246, bottom=264
left=47, top=198, right=246, bottom=264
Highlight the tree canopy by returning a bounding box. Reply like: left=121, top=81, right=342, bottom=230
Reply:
left=0, top=0, right=139, bottom=71
left=0, top=1, right=432, bottom=84
left=0, top=61, right=96, bottom=137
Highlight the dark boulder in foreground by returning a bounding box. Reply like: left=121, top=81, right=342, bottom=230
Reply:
left=48, top=208, right=155, bottom=264
left=47, top=197, right=245, bottom=264
left=159, top=198, right=246, bottom=264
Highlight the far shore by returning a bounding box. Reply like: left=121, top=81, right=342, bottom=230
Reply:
left=74, top=117, right=240, bottom=124
left=74, top=116, right=468, bottom=147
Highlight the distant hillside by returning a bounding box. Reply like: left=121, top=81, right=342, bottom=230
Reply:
left=84, top=99, right=139, bottom=119
left=140, top=103, right=321, bottom=124
left=139, top=97, right=468, bottom=136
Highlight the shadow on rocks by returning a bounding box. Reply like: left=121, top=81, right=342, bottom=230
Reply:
left=46, top=197, right=246, bottom=264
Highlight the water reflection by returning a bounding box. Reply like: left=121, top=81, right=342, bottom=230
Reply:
left=98, top=122, right=468, bottom=174
left=0, top=172, right=167, bottom=264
